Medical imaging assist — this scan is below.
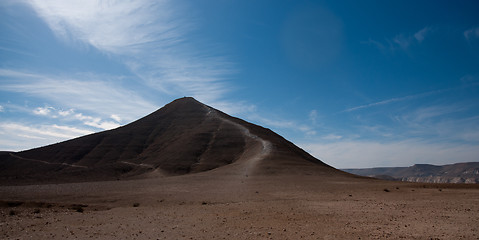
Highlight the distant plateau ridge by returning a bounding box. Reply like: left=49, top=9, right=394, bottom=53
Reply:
left=343, top=162, right=479, bottom=184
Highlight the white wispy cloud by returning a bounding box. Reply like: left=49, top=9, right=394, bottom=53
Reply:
left=0, top=105, right=4, bottom=112
left=464, top=27, right=479, bottom=40
left=0, top=103, right=31, bottom=115
left=0, top=122, right=94, bottom=151
left=23, top=0, right=235, bottom=104
left=394, top=106, right=479, bottom=143
left=321, top=134, right=343, bottom=140
left=110, top=114, right=122, bottom=122
left=83, top=120, right=120, bottom=130
left=397, top=27, right=432, bottom=49
left=414, top=27, right=430, bottom=43
left=365, top=27, right=432, bottom=52
left=344, top=92, right=479, bottom=142
left=345, top=99, right=479, bottom=146
left=6, top=101, right=120, bottom=131
left=26, top=0, right=184, bottom=54
left=402, top=105, right=467, bottom=122
left=50, top=124, right=93, bottom=136
left=33, top=106, right=55, bottom=116
left=361, top=38, right=387, bottom=52
left=0, top=69, right=157, bottom=122
left=392, top=35, right=413, bottom=50
left=343, top=89, right=445, bottom=112
left=2, top=101, right=122, bottom=135
left=74, top=113, right=120, bottom=130
left=58, top=109, right=74, bottom=117
left=344, top=95, right=417, bottom=112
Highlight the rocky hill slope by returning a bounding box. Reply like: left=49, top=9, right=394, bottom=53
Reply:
left=0, top=97, right=336, bottom=185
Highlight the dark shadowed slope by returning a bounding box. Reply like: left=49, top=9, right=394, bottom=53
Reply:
left=0, top=97, right=340, bottom=185
left=343, top=162, right=479, bottom=183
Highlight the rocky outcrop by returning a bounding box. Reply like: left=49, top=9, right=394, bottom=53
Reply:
left=344, top=162, right=479, bottom=184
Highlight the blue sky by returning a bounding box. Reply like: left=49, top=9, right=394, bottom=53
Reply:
left=1, top=0, right=478, bottom=168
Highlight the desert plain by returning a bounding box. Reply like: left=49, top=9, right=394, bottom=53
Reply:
left=1, top=170, right=479, bottom=239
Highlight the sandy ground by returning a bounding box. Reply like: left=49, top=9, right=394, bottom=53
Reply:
left=1, top=172, right=478, bottom=240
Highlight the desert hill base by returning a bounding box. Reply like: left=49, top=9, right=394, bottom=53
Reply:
left=1, top=173, right=479, bottom=239
left=1, top=98, right=478, bottom=239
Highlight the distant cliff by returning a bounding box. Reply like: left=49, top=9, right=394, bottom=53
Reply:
left=343, top=162, right=479, bottom=184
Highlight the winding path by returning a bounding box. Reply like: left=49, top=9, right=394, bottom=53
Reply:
left=204, top=105, right=272, bottom=175
left=9, top=153, right=88, bottom=169
left=120, top=161, right=155, bottom=169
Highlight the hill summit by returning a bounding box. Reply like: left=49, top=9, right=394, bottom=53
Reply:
left=0, top=97, right=337, bottom=184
